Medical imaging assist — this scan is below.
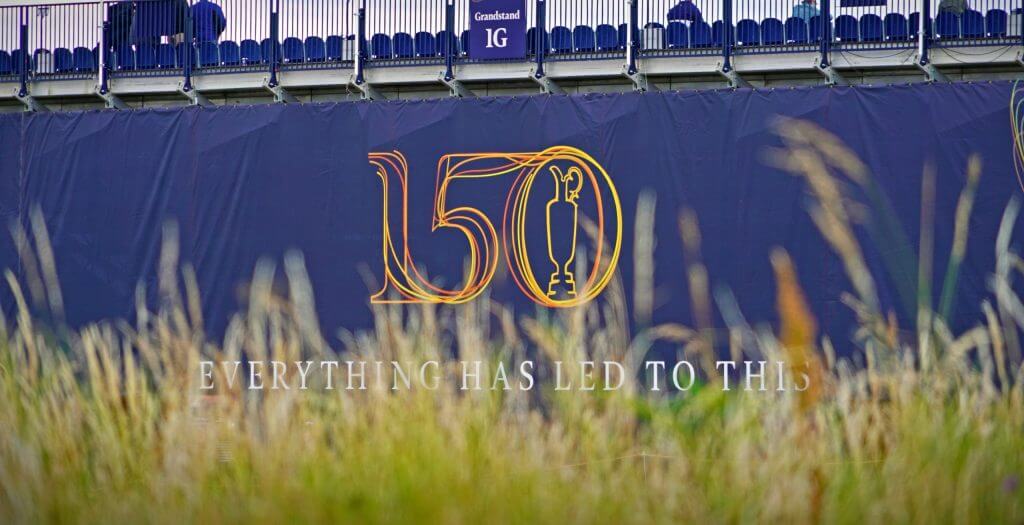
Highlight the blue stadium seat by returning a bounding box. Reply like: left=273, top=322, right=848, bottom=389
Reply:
left=157, top=43, right=177, bottom=68
left=197, top=41, right=219, bottom=67
left=692, top=22, right=713, bottom=47
left=551, top=26, right=573, bottom=53
left=809, top=15, right=823, bottom=43
left=116, top=44, right=135, bottom=70
left=436, top=30, right=458, bottom=57
left=835, top=15, right=858, bottom=41
left=596, top=24, right=619, bottom=51
left=986, top=9, right=1008, bottom=37
left=240, top=40, right=261, bottom=64
left=392, top=33, right=414, bottom=58
left=219, top=41, right=241, bottom=65
left=305, top=36, right=326, bottom=62
left=761, top=18, right=784, bottom=45
left=908, top=12, right=921, bottom=39
left=176, top=42, right=193, bottom=68
left=0, top=51, right=11, bottom=75
left=261, top=39, right=279, bottom=64
left=785, top=17, right=808, bottom=43
left=935, top=11, right=960, bottom=39
left=618, top=23, right=629, bottom=50
left=573, top=25, right=596, bottom=52
left=370, top=34, right=392, bottom=59
left=712, top=21, right=729, bottom=47
left=736, top=19, right=759, bottom=46
left=860, top=14, right=883, bottom=42
left=282, top=37, right=304, bottom=62
left=666, top=22, right=688, bottom=48
left=414, top=32, right=436, bottom=57
left=11, top=50, right=26, bottom=75
left=53, top=48, right=74, bottom=73
left=527, top=28, right=550, bottom=55
left=72, top=47, right=95, bottom=72
left=884, top=13, right=908, bottom=40
left=460, top=30, right=470, bottom=55
left=962, top=10, right=985, bottom=38
left=326, top=35, right=344, bottom=61
left=136, top=44, right=157, bottom=69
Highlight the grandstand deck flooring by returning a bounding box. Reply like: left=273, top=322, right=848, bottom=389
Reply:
left=2, top=45, right=1022, bottom=112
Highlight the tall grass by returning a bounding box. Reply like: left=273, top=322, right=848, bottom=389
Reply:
left=1, top=123, right=1023, bottom=523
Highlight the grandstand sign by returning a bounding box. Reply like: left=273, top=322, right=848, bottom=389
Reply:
left=469, top=0, right=527, bottom=59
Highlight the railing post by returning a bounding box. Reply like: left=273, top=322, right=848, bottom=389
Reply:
left=355, top=4, right=366, bottom=85
left=183, top=1, right=195, bottom=92
left=721, top=0, right=733, bottom=72
left=919, top=0, right=931, bottom=65
left=100, top=20, right=111, bottom=94
left=627, top=0, right=638, bottom=75
left=268, top=0, right=280, bottom=87
left=819, top=0, right=832, bottom=67
left=18, top=7, right=29, bottom=98
left=444, top=0, right=455, bottom=81
left=534, top=0, right=547, bottom=78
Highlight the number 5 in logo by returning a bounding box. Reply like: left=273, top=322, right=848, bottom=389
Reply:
left=369, top=146, right=622, bottom=308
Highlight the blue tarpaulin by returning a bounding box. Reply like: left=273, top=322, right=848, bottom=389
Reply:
left=0, top=82, right=1020, bottom=351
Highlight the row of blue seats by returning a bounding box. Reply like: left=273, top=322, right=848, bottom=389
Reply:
left=0, top=9, right=1015, bottom=75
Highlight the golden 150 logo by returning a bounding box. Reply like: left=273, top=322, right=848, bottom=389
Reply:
left=369, top=146, right=623, bottom=308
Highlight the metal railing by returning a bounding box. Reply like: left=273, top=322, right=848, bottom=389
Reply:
left=1, top=0, right=1021, bottom=88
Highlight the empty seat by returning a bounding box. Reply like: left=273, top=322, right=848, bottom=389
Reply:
left=618, top=23, right=629, bottom=49
left=157, top=43, right=177, bottom=68
left=460, top=30, right=470, bottom=55
left=136, top=43, right=158, bottom=69
left=551, top=26, right=573, bottom=53
left=761, top=18, right=784, bottom=45
left=712, top=21, right=730, bottom=47
left=643, top=22, right=665, bottom=50
left=736, top=19, right=760, bottom=46
left=72, top=47, right=95, bottom=71
left=115, top=45, right=135, bottom=70
left=436, top=30, right=457, bottom=57
left=304, top=36, right=326, bottom=62
left=835, top=15, right=858, bottom=41
left=962, top=10, right=985, bottom=38
left=573, top=25, right=596, bottom=52
left=884, top=13, right=908, bottom=40
left=370, top=34, right=392, bottom=59
left=326, top=35, right=344, bottom=61
left=240, top=39, right=262, bottom=64
left=596, top=24, right=619, bottom=51
left=0, top=51, right=11, bottom=75
left=692, top=21, right=713, bottom=47
left=809, top=15, right=823, bottom=43
left=935, top=11, right=960, bottom=39
left=393, top=33, right=414, bottom=58
left=987, top=9, right=1008, bottom=37
left=908, top=12, right=921, bottom=39
left=282, top=37, right=304, bottom=62
left=666, top=21, right=689, bottom=48
left=11, top=50, right=26, bottom=75
left=414, top=32, right=436, bottom=57
left=53, top=48, right=74, bottom=73
left=785, top=16, right=808, bottom=43
left=197, top=41, right=219, bottom=67
left=219, top=40, right=241, bottom=65
left=260, top=39, right=279, bottom=64
left=860, top=14, right=883, bottom=41
left=527, top=27, right=549, bottom=55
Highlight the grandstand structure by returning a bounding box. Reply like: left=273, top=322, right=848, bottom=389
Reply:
left=1, top=0, right=1022, bottom=112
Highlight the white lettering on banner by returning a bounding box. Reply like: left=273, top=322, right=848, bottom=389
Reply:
left=473, top=9, right=522, bottom=22
left=485, top=27, right=509, bottom=48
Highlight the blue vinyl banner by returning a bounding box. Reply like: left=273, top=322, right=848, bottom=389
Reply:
left=0, top=82, right=1021, bottom=353
left=469, top=0, right=527, bottom=59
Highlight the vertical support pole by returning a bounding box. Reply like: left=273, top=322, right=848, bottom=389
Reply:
left=444, top=0, right=455, bottom=81
left=268, top=0, right=280, bottom=87
left=18, top=7, right=28, bottom=98
left=183, top=0, right=195, bottom=91
left=919, top=0, right=931, bottom=65
left=534, top=0, right=547, bottom=78
left=721, top=0, right=733, bottom=72
left=819, top=0, right=832, bottom=67
left=355, top=3, right=366, bottom=85
left=627, top=0, right=638, bottom=75
left=100, top=20, right=110, bottom=94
